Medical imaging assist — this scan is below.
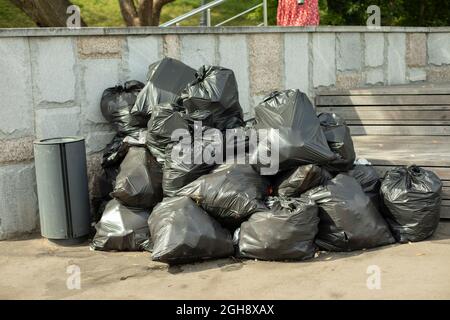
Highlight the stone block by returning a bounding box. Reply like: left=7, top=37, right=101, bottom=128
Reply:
left=0, top=163, right=38, bottom=240
left=180, top=35, right=216, bottom=69
left=365, top=68, right=384, bottom=85
left=284, top=33, right=310, bottom=96
left=85, top=130, right=115, bottom=154
left=428, top=33, right=450, bottom=65
left=365, top=33, right=384, bottom=67
left=336, top=72, right=363, bottom=89
left=249, top=33, right=284, bottom=95
left=387, top=33, right=406, bottom=85
left=78, top=36, right=124, bottom=59
left=35, top=107, right=81, bottom=139
left=127, top=36, right=162, bottom=82
left=337, top=33, right=362, bottom=71
left=427, top=66, right=450, bottom=83
left=30, top=37, right=76, bottom=104
left=163, top=34, right=181, bottom=60
left=408, top=68, right=427, bottom=82
left=312, top=33, right=336, bottom=87
left=218, top=34, right=250, bottom=116
left=0, top=137, right=35, bottom=164
left=81, top=59, right=120, bottom=124
left=0, top=38, right=34, bottom=138
left=406, top=33, right=427, bottom=67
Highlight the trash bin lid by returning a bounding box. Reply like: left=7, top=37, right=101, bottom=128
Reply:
left=34, top=136, right=85, bottom=145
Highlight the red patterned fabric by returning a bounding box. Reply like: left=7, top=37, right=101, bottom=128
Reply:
left=277, top=0, right=320, bottom=26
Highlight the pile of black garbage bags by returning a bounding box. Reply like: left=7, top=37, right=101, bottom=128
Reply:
left=90, top=57, right=443, bottom=264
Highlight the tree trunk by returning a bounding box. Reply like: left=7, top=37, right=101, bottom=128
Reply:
left=118, top=0, right=141, bottom=26
left=118, top=0, right=175, bottom=26
left=11, top=0, right=87, bottom=27
left=152, top=0, right=175, bottom=26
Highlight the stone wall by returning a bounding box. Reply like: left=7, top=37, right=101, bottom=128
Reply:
left=1, top=26, right=450, bottom=239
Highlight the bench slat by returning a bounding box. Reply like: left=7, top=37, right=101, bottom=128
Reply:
left=316, top=108, right=450, bottom=121
left=347, top=120, right=450, bottom=125
left=316, top=95, right=450, bottom=106
left=353, top=135, right=450, bottom=167
left=317, top=105, right=450, bottom=110
left=350, top=126, right=450, bottom=136
left=316, top=83, right=450, bottom=96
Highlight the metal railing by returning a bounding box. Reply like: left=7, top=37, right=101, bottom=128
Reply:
left=160, top=0, right=268, bottom=27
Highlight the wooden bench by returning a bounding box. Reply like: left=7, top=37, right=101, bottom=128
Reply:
left=315, top=83, right=450, bottom=219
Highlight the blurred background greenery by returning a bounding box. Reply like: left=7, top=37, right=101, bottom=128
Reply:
left=0, top=0, right=449, bottom=28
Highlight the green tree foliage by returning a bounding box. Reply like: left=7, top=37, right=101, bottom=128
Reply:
left=319, top=0, right=450, bottom=27
left=1, top=0, right=450, bottom=28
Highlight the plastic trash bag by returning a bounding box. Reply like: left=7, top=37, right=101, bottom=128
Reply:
left=251, top=90, right=335, bottom=174
left=101, top=129, right=147, bottom=169
left=148, top=196, right=234, bottom=264
left=101, top=80, right=146, bottom=135
left=177, top=164, right=270, bottom=229
left=111, top=147, right=163, bottom=209
left=344, top=165, right=381, bottom=209
left=146, top=103, right=189, bottom=164
left=131, top=58, right=196, bottom=121
left=307, top=174, right=395, bottom=251
left=318, top=113, right=355, bottom=172
left=186, top=109, right=214, bottom=128
left=237, top=196, right=319, bottom=261
left=91, top=167, right=119, bottom=221
left=182, top=66, right=244, bottom=131
left=273, top=164, right=332, bottom=197
left=91, top=199, right=150, bottom=251
left=380, top=166, right=442, bottom=243
left=162, top=127, right=221, bottom=197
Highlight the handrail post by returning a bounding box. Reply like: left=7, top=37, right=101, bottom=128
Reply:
left=199, top=0, right=207, bottom=26
left=263, top=0, right=268, bottom=26
left=207, top=8, right=212, bottom=27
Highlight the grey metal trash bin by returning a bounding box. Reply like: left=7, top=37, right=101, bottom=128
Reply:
left=34, top=137, right=91, bottom=244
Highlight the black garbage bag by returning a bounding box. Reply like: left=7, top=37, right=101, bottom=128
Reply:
left=318, top=113, right=356, bottom=172
left=91, top=166, right=119, bottom=222
left=223, top=126, right=253, bottom=164
left=146, top=103, right=189, bottom=164
left=149, top=196, right=234, bottom=264
left=162, top=127, right=221, bottom=197
left=91, top=199, right=150, bottom=251
left=131, top=58, right=196, bottom=121
left=237, top=196, right=319, bottom=261
left=307, top=174, right=395, bottom=251
left=344, top=165, right=381, bottom=209
left=273, top=164, right=332, bottom=197
left=101, top=80, right=146, bottom=134
left=380, top=166, right=442, bottom=243
left=182, top=65, right=244, bottom=130
left=111, top=147, right=163, bottom=209
left=101, top=129, right=147, bottom=169
left=186, top=109, right=214, bottom=128
left=251, top=90, right=335, bottom=174
left=177, top=164, right=270, bottom=229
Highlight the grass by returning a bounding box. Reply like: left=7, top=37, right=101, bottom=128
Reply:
left=0, top=0, right=36, bottom=28
left=0, top=0, right=271, bottom=28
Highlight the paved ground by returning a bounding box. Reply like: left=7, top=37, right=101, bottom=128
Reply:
left=1, top=222, right=450, bottom=300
